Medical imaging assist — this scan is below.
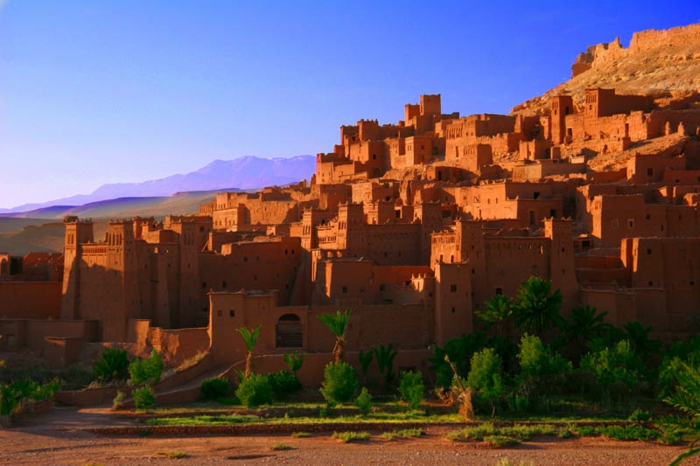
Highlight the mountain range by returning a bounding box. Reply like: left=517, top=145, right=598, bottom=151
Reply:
left=1, top=155, right=316, bottom=215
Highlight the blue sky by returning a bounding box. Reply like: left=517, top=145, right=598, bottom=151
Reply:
left=1, top=1, right=697, bottom=209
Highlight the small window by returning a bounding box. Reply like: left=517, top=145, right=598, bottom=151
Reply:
left=495, top=287, right=503, bottom=295
left=379, top=284, right=386, bottom=292
left=222, top=281, right=227, bottom=288
left=217, top=310, right=222, bottom=317
left=648, top=281, right=653, bottom=286
left=451, top=307, right=455, bottom=314
left=342, top=286, right=348, bottom=293
left=627, top=219, right=635, bottom=229
left=229, top=310, right=235, bottom=317
left=647, top=168, right=653, bottom=176
left=450, top=284, right=457, bottom=293
left=647, top=249, right=652, bottom=255
left=611, top=219, right=619, bottom=229
left=202, top=282, right=207, bottom=289
left=646, top=214, right=651, bottom=221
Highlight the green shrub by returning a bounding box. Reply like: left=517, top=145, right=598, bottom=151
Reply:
left=467, top=348, right=505, bottom=415
left=94, top=348, right=130, bottom=382
left=398, top=371, right=424, bottom=410
left=235, top=373, right=272, bottom=408
left=0, top=384, right=19, bottom=415
left=581, top=340, right=640, bottom=391
left=129, top=350, right=164, bottom=385
left=332, top=431, right=370, bottom=443
left=200, top=377, right=231, bottom=401
left=31, top=379, right=61, bottom=401
left=557, top=426, right=574, bottom=439
left=283, top=352, right=305, bottom=375
left=597, top=425, right=659, bottom=441
left=577, top=425, right=597, bottom=437
left=269, top=443, right=291, bottom=451
left=112, top=390, right=126, bottom=410
left=291, top=432, right=311, bottom=438
left=320, top=361, right=359, bottom=404
left=355, top=387, right=372, bottom=416
left=628, top=408, right=652, bottom=422
left=133, top=384, right=156, bottom=410
left=268, top=371, right=301, bottom=399
left=483, top=435, right=520, bottom=447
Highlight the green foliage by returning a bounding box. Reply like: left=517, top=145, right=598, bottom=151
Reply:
left=0, top=379, right=62, bottom=416
left=447, top=423, right=555, bottom=442
left=200, top=377, right=231, bottom=401
left=236, top=325, right=262, bottom=352
left=93, top=347, right=130, bottom=382
left=518, top=334, right=571, bottom=377
left=112, top=390, right=126, bottom=410
left=580, top=340, right=640, bottom=392
left=268, top=371, right=302, bottom=399
left=382, top=428, right=424, bottom=440
left=375, top=343, right=397, bottom=386
left=318, top=310, right=351, bottom=362
left=332, top=431, right=370, bottom=443
left=269, top=443, right=292, bottom=451
left=622, top=321, right=661, bottom=363
left=358, top=349, right=374, bottom=377
left=468, top=348, right=505, bottom=414
left=129, top=350, right=164, bottom=385
left=133, top=384, right=156, bottom=410
left=628, top=408, right=652, bottom=421
left=0, top=384, right=19, bottom=416
left=475, top=294, right=513, bottom=337
left=398, top=371, right=424, bottom=410
left=320, top=361, right=359, bottom=404
left=235, top=373, right=272, bottom=408
left=429, top=332, right=490, bottom=390
left=659, top=337, right=700, bottom=399
left=355, top=387, right=372, bottom=416
left=557, top=426, right=574, bottom=438
left=291, top=431, right=311, bottom=438
left=512, top=276, right=564, bottom=336
left=283, top=351, right=305, bottom=375
left=482, top=435, right=521, bottom=447
left=563, top=304, right=611, bottom=345
left=597, top=425, right=660, bottom=441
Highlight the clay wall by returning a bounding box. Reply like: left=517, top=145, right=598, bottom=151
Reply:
left=512, top=160, right=586, bottom=181
left=351, top=181, right=398, bottom=204
left=21, top=319, right=98, bottom=353
left=149, top=326, right=210, bottom=366
left=434, top=262, right=473, bottom=345
left=0, top=282, right=62, bottom=319
left=200, top=237, right=301, bottom=306
left=627, top=154, right=686, bottom=183
left=663, top=169, right=700, bottom=185
left=630, top=23, right=700, bottom=53
left=484, top=237, right=550, bottom=300
left=579, top=288, right=637, bottom=326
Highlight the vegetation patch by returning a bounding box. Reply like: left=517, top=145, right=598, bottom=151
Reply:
left=332, top=431, right=371, bottom=443
left=291, top=431, right=311, bottom=438
left=382, top=428, right=425, bottom=440
left=146, top=414, right=258, bottom=426
left=269, top=443, right=292, bottom=451
left=156, top=450, right=187, bottom=459
left=597, top=425, right=660, bottom=441
left=482, top=435, right=521, bottom=448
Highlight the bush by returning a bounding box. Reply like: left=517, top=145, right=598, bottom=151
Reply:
left=332, top=431, right=370, bottom=443
left=113, top=390, right=126, bottom=410
left=320, top=362, right=359, bottom=404
left=355, top=387, right=372, bottom=416
left=398, top=371, right=424, bottom=410
left=268, top=371, right=301, bottom=399
left=467, top=348, right=505, bottom=415
left=597, top=425, right=660, bottom=441
left=129, top=350, right=164, bottom=385
left=235, top=374, right=272, bottom=408
left=581, top=340, right=640, bottom=391
left=133, top=385, right=156, bottom=410
left=628, top=408, right=652, bottom=422
left=93, top=348, right=130, bottom=382
left=201, top=377, right=231, bottom=401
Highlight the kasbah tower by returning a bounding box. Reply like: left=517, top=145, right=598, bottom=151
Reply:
left=1, top=22, right=699, bottom=385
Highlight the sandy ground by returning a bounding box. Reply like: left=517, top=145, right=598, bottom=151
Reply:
left=0, top=406, right=696, bottom=466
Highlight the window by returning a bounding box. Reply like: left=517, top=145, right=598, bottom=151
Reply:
left=276, top=314, right=302, bottom=348
left=202, top=282, right=207, bottom=289
left=229, top=310, right=235, bottom=317
left=222, top=281, right=227, bottom=288
left=647, top=248, right=652, bottom=255
left=646, top=214, right=651, bottom=221
left=217, top=310, right=222, bottom=317
left=627, top=219, right=635, bottom=229
left=612, top=219, right=619, bottom=229
left=342, top=286, right=348, bottom=293
left=647, top=168, right=653, bottom=176
left=450, top=284, right=457, bottom=293
left=379, top=284, right=386, bottom=292
left=495, top=287, right=503, bottom=295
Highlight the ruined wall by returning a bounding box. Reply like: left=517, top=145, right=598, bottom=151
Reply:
left=0, top=282, right=62, bottom=319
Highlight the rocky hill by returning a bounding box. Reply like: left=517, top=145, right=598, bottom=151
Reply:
left=512, top=23, right=700, bottom=116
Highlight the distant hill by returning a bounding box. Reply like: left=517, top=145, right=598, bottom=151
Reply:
left=1, top=155, right=316, bottom=214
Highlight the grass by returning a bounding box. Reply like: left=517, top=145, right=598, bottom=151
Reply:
left=483, top=435, right=521, bottom=448
left=291, top=432, right=312, bottom=438
left=146, top=414, right=258, bottom=426
left=447, top=423, right=557, bottom=443
left=332, top=431, right=371, bottom=443
left=269, top=443, right=292, bottom=451
left=156, top=450, right=187, bottom=459
left=382, top=428, right=425, bottom=440
left=597, top=425, right=660, bottom=441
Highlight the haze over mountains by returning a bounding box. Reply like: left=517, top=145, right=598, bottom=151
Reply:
left=1, top=155, right=316, bottom=215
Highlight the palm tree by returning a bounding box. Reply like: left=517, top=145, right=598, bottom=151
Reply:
left=623, top=321, right=661, bottom=363
left=665, top=362, right=700, bottom=465
left=512, top=276, right=563, bottom=338
left=475, top=294, right=514, bottom=339
left=317, top=310, right=351, bottom=362
left=562, top=304, right=612, bottom=361
left=236, top=325, right=262, bottom=379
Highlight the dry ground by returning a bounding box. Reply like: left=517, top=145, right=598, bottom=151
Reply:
left=0, top=406, right=696, bottom=465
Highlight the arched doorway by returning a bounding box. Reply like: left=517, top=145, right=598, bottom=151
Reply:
left=276, top=314, right=302, bottom=348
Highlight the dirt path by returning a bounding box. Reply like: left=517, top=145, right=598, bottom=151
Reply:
left=0, top=407, right=694, bottom=465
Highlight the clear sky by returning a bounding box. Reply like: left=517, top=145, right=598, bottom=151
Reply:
left=1, top=1, right=698, bottom=209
